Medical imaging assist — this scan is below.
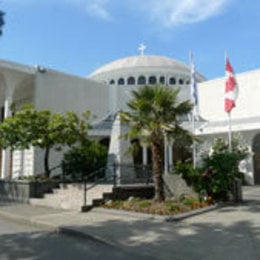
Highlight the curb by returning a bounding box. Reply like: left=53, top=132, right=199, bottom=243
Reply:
left=0, top=202, right=229, bottom=249
left=165, top=204, right=221, bottom=222
left=0, top=210, right=58, bottom=231
left=59, top=226, right=118, bottom=247
left=0, top=209, right=116, bottom=248
left=93, top=204, right=222, bottom=222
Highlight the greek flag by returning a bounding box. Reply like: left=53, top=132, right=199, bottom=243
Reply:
left=190, top=51, right=199, bottom=118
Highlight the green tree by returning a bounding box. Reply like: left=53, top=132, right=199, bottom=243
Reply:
left=121, top=85, right=193, bottom=202
left=0, top=104, right=90, bottom=177
left=62, top=141, right=108, bottom=181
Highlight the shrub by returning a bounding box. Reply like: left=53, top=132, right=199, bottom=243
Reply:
left=173, top=160, right=201, bottom=191
left=62, top=140, right=108, bottom=180
left=199, top=138, right=248, bottom=201
left=174, top=138, right=248, bottom=202
left=18, top=175, right=51, bottom=182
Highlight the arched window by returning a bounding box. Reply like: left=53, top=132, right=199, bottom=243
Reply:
left=138, top=76, right=146, bottom=85
left=169, top=77, right=176, bottom=85
left=179, top=78, right=184, bottom=85
left=109, top=79, right=115, bottom=85
left=159, top=76, right=165, bottom=84
left=186, top=79, right=190, bottom=85
left=127, top=76, right=135, bottom=85
left=149, top=76, right=157, bottom=85
left=118, top=78, right=125, bottom=85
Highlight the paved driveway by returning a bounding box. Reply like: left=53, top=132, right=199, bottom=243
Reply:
left=0, top=186, right=259, bottom=259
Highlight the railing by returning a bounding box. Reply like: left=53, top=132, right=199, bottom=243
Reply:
left=81, top=163, right=153, bottom=210
left=0, top=163, right=153, bottom=209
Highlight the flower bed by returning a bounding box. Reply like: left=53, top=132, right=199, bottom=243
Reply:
left=102, top=196, right=213, bottom=216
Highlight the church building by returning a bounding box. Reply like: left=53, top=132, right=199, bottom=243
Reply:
left=0, top=50, right=259, bottom=185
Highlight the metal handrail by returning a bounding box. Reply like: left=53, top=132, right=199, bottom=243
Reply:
left=82, top=163, right=153, bottom=209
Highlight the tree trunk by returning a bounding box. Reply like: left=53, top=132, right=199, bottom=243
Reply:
left=44, top=147, right=50, bottom=178
left=8, top=149, right=13, bottom=179
left=151, top=135, right=165, bottom=202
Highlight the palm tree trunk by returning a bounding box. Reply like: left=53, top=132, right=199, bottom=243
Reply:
left=151, top=136, right=165, bottom=202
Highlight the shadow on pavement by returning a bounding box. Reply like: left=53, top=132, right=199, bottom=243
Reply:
left=60, top=214, right=260, bottom=260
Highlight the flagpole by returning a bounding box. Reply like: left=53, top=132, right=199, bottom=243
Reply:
left=228, top=112, right=232, bottom=152
left=192, top=108, right=196, bottom=168
left=190, top=50, right=197, bottom=168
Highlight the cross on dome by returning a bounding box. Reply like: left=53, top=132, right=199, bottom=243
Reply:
left=138, top=43, right=146, bottom=56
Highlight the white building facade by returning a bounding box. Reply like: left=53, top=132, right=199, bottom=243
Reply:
left=0, top=54, right=259, bottom=185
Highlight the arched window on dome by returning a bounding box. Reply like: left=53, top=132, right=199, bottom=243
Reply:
left=179, top=78, right=184, bottom=85
left=118, top=78, right=125, bottom=85
left=149, top=76, right=157, bottom=85
left=185, top=79, right=190, bottom=85
left=159, top=76, right=165, bottom=85
left=127, top=76, right=135, bottom=85
left=109, top=79, right=115, bottom=85
left=138, top=76, right=146, bottom=85
left=169, top=77, right=176, bottom=85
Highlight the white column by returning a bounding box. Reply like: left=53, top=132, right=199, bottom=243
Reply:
left=168, top=140, right=173, bottom=172
left=142, top=145, right=148, bottom=166
left=1, top=95, right=13, bottom=179
left=110, top=84, right=118, bottom=115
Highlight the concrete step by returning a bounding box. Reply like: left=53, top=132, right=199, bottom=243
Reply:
left=30, top=183, right=113, bottom=211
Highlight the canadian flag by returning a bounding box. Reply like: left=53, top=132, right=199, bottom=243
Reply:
left=225, top=58, right=238, bottom=113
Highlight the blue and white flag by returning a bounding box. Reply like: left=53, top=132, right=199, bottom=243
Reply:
left=190, top=51, right=199, bottom=119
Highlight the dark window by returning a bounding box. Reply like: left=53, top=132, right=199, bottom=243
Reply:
left=186, top=79, right=190, bottom=85
left=159, top=76, right=165, bottom=84
left=169, top=77, right=176, bottom=85
left=138, top=76, right=146, bottom=85
left=127, top=76, right=135, bottom=85
left=109, top=79, right=115, bottom=85
left=149, top=76, right=157, bottom=85
left=118, top=78, right=125, bottom=85
left=179, top=78, right=184, bottom=85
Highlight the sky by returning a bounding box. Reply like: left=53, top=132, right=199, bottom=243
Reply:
left=0, top=0, right=259, bottom=80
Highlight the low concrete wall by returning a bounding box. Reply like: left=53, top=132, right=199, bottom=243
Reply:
left=103, top=185, right=155, bottom=201
left=163, top=174, right=199, bottom=200
left=0, top=180, right=57, bottom=202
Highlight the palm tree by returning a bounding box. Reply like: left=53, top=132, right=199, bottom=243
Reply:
left=121, top=85, right=193, bottom=202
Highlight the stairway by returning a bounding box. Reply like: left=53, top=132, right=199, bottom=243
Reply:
left=30, top=183, right=114, bottom=211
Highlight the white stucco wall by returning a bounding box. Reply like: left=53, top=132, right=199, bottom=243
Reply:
left=34, top=69, right=110, bottom=120
left=32, top=69, right=110, bottom=177
left=198, top=69, right=260, bottom=121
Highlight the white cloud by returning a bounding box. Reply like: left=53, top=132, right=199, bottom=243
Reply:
left=66, top=0, right=112, bottom=20
left=143, top=0, right=232, bottom=27
left=86, top=0, right=111, bottom=20
left=5, top=0, right=112, bottom=21
left=4, top=0, right=232, bottom=26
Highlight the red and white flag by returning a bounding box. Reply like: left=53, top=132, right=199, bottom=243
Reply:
left=225, top=58, right=238, bottom=113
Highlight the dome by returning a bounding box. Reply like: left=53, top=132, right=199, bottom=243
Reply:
left=88, top=54, right=205, bottom=115
left=88, top=54, right=205, bottom=88
left=89, top=55, right=191, bottom=78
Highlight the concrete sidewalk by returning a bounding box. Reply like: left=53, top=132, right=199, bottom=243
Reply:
left=0, top=186, right=260, bottom=259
